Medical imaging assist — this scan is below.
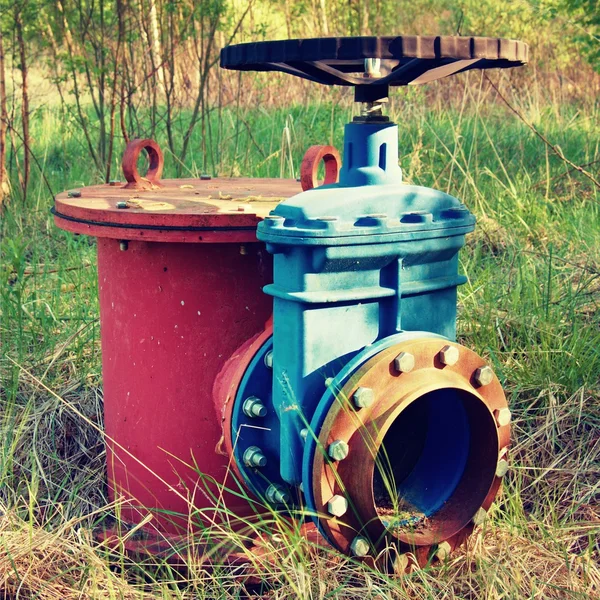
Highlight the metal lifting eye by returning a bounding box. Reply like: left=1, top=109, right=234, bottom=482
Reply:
left=300, top=145, right=341, bottom=191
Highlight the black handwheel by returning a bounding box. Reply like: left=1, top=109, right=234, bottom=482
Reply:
left=220, top=36, right=528, bottom=101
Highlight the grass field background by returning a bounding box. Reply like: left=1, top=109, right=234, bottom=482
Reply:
left=1, top=73, right=599, bottom=597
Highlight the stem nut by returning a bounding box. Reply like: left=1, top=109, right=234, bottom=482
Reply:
left=439, top=345, right=459, bottom=366
left=266, top=484, right=290, bottom=505
left=242, top=396, right=267, bottom=418
left=352, top=387, right=374, bottom=409
left=243, top=446, right=267, bottom=468
left=328, top=440, right=349, bottom=461
left=327, top=494, right=348, bottom=517
left=496, top=458, right=509, bottom=478
left=350, top=536, right=370, bottom=557
left=394, top=351, right=415, bottom=373
left=474, top=365, right=494, bottom=386
left=435, top=541, right=452, bottom=561
left=494, top=407, right=512, bottom=427
left=472, top=507, right=487, bottom=526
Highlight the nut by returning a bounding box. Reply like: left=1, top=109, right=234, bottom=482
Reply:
left=352, top=387, right=374, bottom=409
left=472, top=507, right=487, bottom=526
left=67, top=190, right=81, bottom=198
left=474, top=365, right=494, bottom=386
left=119, top=241, right=129, bottom=252
left=327, top=494, right=348, bottom=517
left=266, top=484, right=290, bottom=505
left=243, top=446, right=267, bottom=468
left=394, top=352, right=415, bottom=373
left=264, top=350, right=273, bottom=369
left=439, top=345, right=459, bottom=366
left=325, top=377, right=334, bottom=387
left=495, top=459, right=509, bottom=478
left=116, top=201, right=128, bottom=209
left=435, top=541, right=452, bottom=561
left=200, top=174, right=211, bottom=180
left=300, top=428, right=309, bottom=442
left=242, top=396, right=267, bottom=418
left=349, top=536, right=370, bottom=557
left=109, top=180, right=120, bottom=186
left=328, top=440, right=349, bottom=461
left=494, top=407, right=512, bottom=427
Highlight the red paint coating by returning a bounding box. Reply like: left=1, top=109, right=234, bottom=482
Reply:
left=300, top=145, right=341, bottom=191
left=121, top=139, right=164, bottom=189
left=97, top=237, right=273, bottom=534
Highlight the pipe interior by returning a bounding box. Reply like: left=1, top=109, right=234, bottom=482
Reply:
left=373, top=388, right=498, bottom=534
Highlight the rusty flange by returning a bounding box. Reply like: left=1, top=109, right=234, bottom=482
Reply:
left=306, top=336, right=509, bottom=566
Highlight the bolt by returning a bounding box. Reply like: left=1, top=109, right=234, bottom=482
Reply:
left=350, top=536, right=370, bottom=557
left=439, top=345, right=459, bottom=366
left=352, top=387, right=374, bottom=409
left=239, top=244, right=248, bottom=255
left=109, top=180, right=120, bottom=186
left=266, top=484, right=290, bottom=505
left=325, top=377, right=334, bottom=387
left=394, top=351, right=415, bottom=373
left=300, top=428, right=309, bottom=442
left=243, top=446, right=267, bottom=468
left=393, top=553, right=410, bottom=574
left=496, top=458, right=509, bottom=478
left=242, top=396, right=267, bottom=418
left=474, top=365, right=494, bottom=386
left=328, top=440, right=349, bottom=461
left=494, top=407, right=512, bottom=427
left=116, top=201, right=128, bottom=209
left=67, top=190, right=81, bottom=198
left=264, top=350, right=273, bottom=369
left=200, top=174, right=211, bottom=180
left=472, top=507, right=487, bottom=526
left=435, top=541, right=452, bottom=561
left=119, top=241, right=129, bottom=252
left=327, top=494, right=348, bottom=517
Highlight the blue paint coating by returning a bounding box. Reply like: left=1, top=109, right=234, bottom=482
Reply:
left=256, top=120, right=475, bottom=486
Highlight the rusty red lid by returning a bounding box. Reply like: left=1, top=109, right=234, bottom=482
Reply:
left=53, top=139, right=300, bottom=243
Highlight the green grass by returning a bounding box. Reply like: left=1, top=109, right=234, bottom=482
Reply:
left=1, top=86, right=599, bottom=598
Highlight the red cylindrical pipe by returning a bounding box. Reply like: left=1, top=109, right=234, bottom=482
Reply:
left=97, top=237, right=272, bottom=533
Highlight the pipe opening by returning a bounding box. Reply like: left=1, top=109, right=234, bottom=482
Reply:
left=373, top=387, right=498, bottom=542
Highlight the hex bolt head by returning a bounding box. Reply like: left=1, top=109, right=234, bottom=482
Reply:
left=119, top=241, right=129, bottom=252
left=350, top=536, right=370, bottom=557
left=327, top=494, right=348, bottom=517
left=109, top=180, right=120, bottom=186
left=264, top=350, right=273, bottom=369
left=474, top=365, right=494, bottom=386
left=68, top=190, right=81, bottom=198
left=494, top=407, right=512, bottom=427
left=328, top=440, right=349, bottom=461
left=242, top=396, right=267, bottom=418
left=435, top=541, right=452, bottom=561
left=116, top=201, right=128, bottom=209
left=439, top=345, right=460, bottom=366
left=472, top=507, right=487, bottom=526
left=243, top=446, right=267, bottom=468
left=352, top=387, right=374, bottom=409
left=266, top=484, right=290, bottom=505
left=324, top=377, right=334, bottom=388
left=200, top=174, right=211, bottom=180
left=300, top=428, right=309, bottom=442
left=394, top=351, right=415, bottom=373
left=496, top=459, right=509, bottom=478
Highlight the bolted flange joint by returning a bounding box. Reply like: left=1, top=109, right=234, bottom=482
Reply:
left=328, top=440, right=349, bottom=461
left=243, top=446, right=267, bottom=468
left=266, top=483, right=290, bottom=506
left=242, top=396, right=267, bottom=418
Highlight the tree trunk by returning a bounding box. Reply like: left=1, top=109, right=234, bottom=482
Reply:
left=0, top=30, right=10, bottom=205
left=15, top=2, right=30, bottom=201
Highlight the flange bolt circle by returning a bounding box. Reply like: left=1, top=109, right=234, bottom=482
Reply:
left=242, top=396, right=267, bottom=418
left=350, top=536, right=370, bottom=557
left=328, top=440, right=349, bottom=461
left=394, top=351, right=415, bottom=373
left=353, top=387, right=374, bottom=409
left=327, top=494, right=348, bottom=517
left=243, top=446, right=267, bottom=468
left=494, top=407, right=512, bottom=427
left=266, top=483, right=290, bottom=505
left=439, top=345, right=460, bottom=366
left=474, top=365, right=494, bottom=386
